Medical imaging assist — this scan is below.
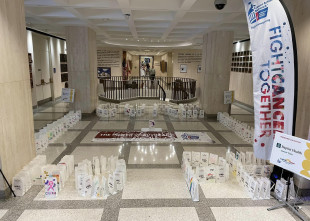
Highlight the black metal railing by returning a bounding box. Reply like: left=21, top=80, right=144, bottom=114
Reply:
left=99, top=76, right=196, bottom=102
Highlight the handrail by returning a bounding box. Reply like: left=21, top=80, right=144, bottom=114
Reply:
left=98, top=76, right=196, bottom=102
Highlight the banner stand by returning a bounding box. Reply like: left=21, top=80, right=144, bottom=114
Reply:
left=267, top=171, right=305, bottom=221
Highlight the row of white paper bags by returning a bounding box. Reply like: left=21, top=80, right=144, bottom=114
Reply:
left=35, top=110, right=81, bottom=153
left=236, top=162, right=273, bottom=200
left=12, top=155, right=47, bottom=196
left=227, top=151, right=267, bottom=166
left=75, top=158, right=126, bottom=198
left=182, top=151, right=221, bottom=168
left=96, top=104, right=119, bottom=118
left=183, top=156, right=230, bottom=183
left=178, top=108, right=204, bottom=119
left=124, top=103, right=146, bottom=117
left=75, top=156, right=125, bottom=189
left=236, top=162, right=274, bottom=181
left=178, top=103, right=201, bottom=112
left=217, top=112, right=254, bottom=144
left=42, top=155, right=74, bottom=193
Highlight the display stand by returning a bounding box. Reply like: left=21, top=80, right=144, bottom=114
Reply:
left=0, top=169, right=16, bottom=197
left=267, top=170, right=305, bottom=221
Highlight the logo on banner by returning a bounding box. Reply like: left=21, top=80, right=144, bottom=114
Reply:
left=277, top=158, right=295, bottom=165
left=181, top=133, right=200, bottom=140
left=247, top=2, right=269, bottom=24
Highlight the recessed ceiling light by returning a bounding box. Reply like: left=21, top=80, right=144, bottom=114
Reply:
left=137, top=39, right=140, bottom=41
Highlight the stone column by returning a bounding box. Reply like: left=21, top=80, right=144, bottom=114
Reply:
left=283, top=0, right=310, bottom=139
left=66, top=27, right=98, bottom=113
left=0, top=0, right=36, bottom=196
left=198, top=31, right=234, bottom=115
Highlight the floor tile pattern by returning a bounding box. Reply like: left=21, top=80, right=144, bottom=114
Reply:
left=2, top=100, right=302, bottom=221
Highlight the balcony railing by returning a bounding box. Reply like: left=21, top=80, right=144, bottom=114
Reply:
left=98, top=76, right=196, bottom=103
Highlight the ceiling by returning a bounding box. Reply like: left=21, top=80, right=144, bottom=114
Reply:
left=24, top=0, right=249, bottom=50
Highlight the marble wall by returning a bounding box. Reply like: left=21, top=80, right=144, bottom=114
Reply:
left=0, top=0, right=36, bottom=191
left=198, top=31, right=234, bottom=115
left=283, top=0, right=310, bottom=139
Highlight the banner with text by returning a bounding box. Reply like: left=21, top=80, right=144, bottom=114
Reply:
left=270, top=133, right=310, bottom=180
left=243, top=0, right=297, bottom=160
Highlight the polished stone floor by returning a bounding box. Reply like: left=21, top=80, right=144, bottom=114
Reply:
left=0, top=100, right=308, bottom=221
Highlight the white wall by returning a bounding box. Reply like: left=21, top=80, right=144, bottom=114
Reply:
left=97, top=48, right=122, bottom=76
left=49, top=37, right=66, bottom=99
left=26, top=31, right=37, bottom=107
left=172, top=49, right=202, bottom=80
left=27, top=32, right=66, bottom=104
left=32, top=33, right=52, bottom=102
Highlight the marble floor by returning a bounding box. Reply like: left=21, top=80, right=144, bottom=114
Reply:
left=1, top=100, right=307, bottom=221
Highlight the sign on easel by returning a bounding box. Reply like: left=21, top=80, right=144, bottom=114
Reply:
left=61, top=88, right=75, bottom=103
left=270, top=132, right=310, bottom=180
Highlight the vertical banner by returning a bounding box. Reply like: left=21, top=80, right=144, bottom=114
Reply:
left=243, top=0, right=298, bottom=160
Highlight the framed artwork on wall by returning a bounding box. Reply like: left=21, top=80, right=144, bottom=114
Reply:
left=98, top=67, right=111, bottom=78
left=197, top=65, right=202, bottom=73
left=180, top=64, right=187, bottom=73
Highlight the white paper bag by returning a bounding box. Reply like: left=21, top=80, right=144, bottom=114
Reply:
left=195, top=167, right=206, bottom=182
left=205, top=166, right=217, bottom=183
left=136, top=108, right=142, bottom=117
left=182, top=151, right=191, bottom=163
left=44, top=176, right=58, bottom=198
left=209, top=153, right=218, bottom=165
left=217, top=166, right=226, bottom=183
left=101, top=175, right=109, bottom=198
left=93, top=157, right=100, bottom=176
left=152, top=108, right=158, bottom=117
left=249, top=178, right=258, bottom=199
left=193, top=110, right=198, bottom=119
left=114, top=172, right=124, bottom=191
left=191, top=151, right=201, bottom=167
left=245, top=152, right=253, bottom=165
left=200, top=152, right=209, bottom=166
left=91, top=175, right=101, bottom=198
left=199, top=110, right=204, bottom=118
left=254, top=165, right=263, bottom=177
left=275, top=179, right=286, bottom=200
left=108, top=174, right=117, bottom=195
left=189, top=177, right=199, bottom=202
left=240, top=152, right=246, bottom=165
left=187, top=110, right=193, bottom=118
left=83, top=175, right=92, bottom=197
left=100, top=156, right=107, bottom=173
